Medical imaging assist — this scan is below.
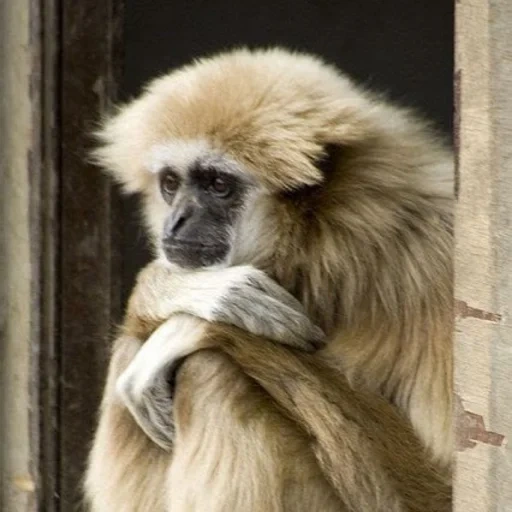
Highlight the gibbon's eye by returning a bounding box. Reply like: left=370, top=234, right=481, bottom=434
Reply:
left=209, top=175, right=232, bottom=198
left=159, top=169, right=180, bottom=197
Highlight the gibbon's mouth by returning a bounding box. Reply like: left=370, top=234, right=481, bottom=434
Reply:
left=163, top=240, right=230, bottom=269
left=165, top=240, right=219, bottom=249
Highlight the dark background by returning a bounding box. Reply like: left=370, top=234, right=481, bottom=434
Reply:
left=120, top=0, right=454, bottom=304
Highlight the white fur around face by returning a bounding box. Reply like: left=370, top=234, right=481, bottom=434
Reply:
left=146, top=139, right=249, bottom=178
left=143, top=138, right=261, bottom=263
left=147, top=139, right=211, bottom=175
left=229, top=189, right=271, bottom=266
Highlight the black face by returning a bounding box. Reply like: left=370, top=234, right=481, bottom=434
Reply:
left=159, top=164, right=250, bottom=269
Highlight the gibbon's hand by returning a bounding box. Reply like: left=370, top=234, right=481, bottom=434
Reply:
left=208, top=265, right=326, bottom=351
left=116, top=315, right=213, bottom=450
left=116, top=315, right=205, bottom=450
left=127, top=260, right=326, bottom=352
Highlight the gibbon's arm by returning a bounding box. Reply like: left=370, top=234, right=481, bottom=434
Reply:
left=102, top=259, right=324, bottom=450
left=116, top=261, right=324, bottom=449
left=119, top=315, right=452, bottom=512
left=123, top=259, right=324, bottom=350
left=86, top=262, right=324, bottom=510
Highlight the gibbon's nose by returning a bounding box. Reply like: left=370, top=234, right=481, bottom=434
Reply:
left=166, top=205, right=195, bottom=239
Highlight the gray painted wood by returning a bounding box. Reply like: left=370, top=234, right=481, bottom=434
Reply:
left=0, top=1, right=123, bottom=510
left=455, top=0, right=512, bottom=509
left=0, top=0, right=43, bottom=509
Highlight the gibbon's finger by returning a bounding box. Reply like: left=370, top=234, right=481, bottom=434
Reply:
left=216, top=289, right=325, bottom=351
left=211, top=265, right=326, bottom=350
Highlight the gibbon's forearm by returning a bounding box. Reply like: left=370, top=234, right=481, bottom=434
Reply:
left=123, top=260, right=324, bottom=349
left=116, top=316, right=208, bottom=450
left=117, top=260, right=325, bottom=451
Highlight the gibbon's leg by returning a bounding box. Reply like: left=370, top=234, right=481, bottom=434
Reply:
left=121, top=317, right=452, bottom=512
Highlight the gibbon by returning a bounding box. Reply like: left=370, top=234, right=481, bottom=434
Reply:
left=85, top=48, right=453, bottom=511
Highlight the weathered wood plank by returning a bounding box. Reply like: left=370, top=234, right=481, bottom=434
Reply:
left=59, top=0, right=123, bottom=509
left=0, top=0, right=44, bottom=509
left=455, top=0, right=512, bottom=509
left=38, top=0, right=60, bottom=509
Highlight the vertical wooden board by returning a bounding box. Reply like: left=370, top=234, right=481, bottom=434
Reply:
left=0, top=0, right=64, bottom=509
left=59, top=0, right=123, bottom=509
left=38, top=0, right=61, bottom=509
left=486, top=0, right=512, bottom=506
left=455, top=0, right=512, bottom=510
left=0, top=0, right=43, bottom=509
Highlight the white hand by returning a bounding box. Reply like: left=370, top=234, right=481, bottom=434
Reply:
left=116, top=314, right=206, bottom=450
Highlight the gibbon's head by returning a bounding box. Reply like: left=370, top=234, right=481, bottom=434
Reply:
left=94, top=47, right=452, bottom=272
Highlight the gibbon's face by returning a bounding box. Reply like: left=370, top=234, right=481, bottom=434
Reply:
left=149, top=143, right=258, bottom=269
left=94, top=49, right=373, bottom=270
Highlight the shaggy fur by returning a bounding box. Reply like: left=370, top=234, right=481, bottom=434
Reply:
left=85, top=47, right=453, bottom=511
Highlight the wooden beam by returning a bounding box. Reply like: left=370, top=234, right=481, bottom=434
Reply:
left=0, top=0, right=47, bottom=509
left=58, top=0, right=123, bottom=508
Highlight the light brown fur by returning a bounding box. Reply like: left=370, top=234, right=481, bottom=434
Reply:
left=85, top=48, right=453, bottom=511
left=87, top=279, right=450, bottom=511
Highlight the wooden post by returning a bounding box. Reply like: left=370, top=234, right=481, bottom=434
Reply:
left=0, top=1, right=123, bottom=510
left=58, top=0, right=123, bottom=508
left=0, top=0, right=44, bottom=509
left=455, top=0, right=512, bottom=509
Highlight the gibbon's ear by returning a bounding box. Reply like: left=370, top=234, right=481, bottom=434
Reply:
left=279, top=144, right=344, bottom=200
left=309, top=104, right=376, bottom=179
left=314, top=143, right=345, bottom=178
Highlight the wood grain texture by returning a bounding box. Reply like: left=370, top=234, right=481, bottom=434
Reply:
left=455, top=0, right=512, bottom=509
left=59, top=0, right=123, bottom=509
left=0, top=0, right=43, bottom=510
left=1, top=1, right=123, bottom=509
